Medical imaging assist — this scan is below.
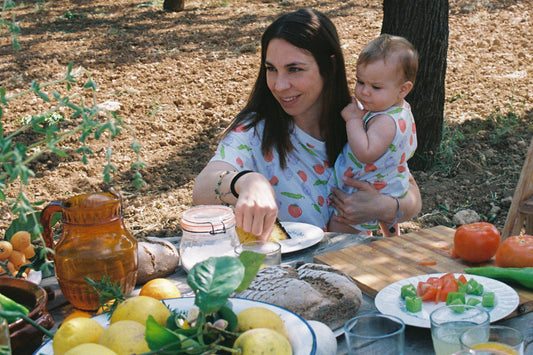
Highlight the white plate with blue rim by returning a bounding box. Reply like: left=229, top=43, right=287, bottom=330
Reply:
left=374, top=273, right=520, bottom=328
left=34, top=297, right=317, bottom=354
left=280, top=222, right=324, bottom=254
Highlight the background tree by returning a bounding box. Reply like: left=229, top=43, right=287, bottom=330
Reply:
left=163, top=0, right=185, bottom=12
left=381, top=0, right=449, bottom=170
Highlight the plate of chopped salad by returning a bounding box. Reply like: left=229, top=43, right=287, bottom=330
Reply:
left=375, top=273, right=520, bottom=328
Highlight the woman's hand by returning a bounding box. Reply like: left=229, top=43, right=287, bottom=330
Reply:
left=329, top=174, right=421, bottom=227
left=233, top=172, right=278, bottom=241
left=193, top=161, right=278, bottom=241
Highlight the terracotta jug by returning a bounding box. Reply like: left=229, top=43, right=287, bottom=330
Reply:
left=40, top=188, right=138, bottom=310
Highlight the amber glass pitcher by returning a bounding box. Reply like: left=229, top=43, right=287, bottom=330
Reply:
left=39, top=188, right=138, bottom=310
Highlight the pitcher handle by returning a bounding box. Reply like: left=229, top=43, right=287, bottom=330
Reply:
left=39, top=201, right=63, bottom=251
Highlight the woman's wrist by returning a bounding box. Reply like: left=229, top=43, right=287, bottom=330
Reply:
left=378, top=195, right=400, bottom=224
left=214, top=169, right=238, bottom=205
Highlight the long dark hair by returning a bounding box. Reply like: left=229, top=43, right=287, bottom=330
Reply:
left=224, top=8, right=350, bottom=168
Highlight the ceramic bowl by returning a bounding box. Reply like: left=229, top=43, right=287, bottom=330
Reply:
left=0, top=277, right=54, bottom=355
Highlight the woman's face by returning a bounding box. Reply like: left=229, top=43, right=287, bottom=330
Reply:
left=265, top=39, right=324, bottom=125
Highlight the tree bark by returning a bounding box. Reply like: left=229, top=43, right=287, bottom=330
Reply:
left=381, top=0, right=449, bottom=170
left=163, top=0, right=185, bottom=12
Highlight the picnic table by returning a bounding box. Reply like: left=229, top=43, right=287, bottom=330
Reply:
left=41, top=227, right=533, bottom=354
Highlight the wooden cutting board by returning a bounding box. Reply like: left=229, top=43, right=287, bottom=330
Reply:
left=314, top=225, right=533, bottom=319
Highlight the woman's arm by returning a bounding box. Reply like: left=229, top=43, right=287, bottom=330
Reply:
left=192, top=161, right=278, bottom=240
left=328, top=173, right=421, bottom=227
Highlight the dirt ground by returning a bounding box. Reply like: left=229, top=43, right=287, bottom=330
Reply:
left=0, top=0, right=532, bottom=238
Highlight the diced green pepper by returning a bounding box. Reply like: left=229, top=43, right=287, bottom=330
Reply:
left=446, top=292, right=466, bottom=305
left=457, top=280, right=466, bottom=293
left=465, top=279, right=484, bottom=296
left=482, top=292, right=495, bottom=307
left=405, top=296, right=422, bottom=313
left=466, top=298, right=481, bottom=306
left=401, top=284, right=417, bottom=299
left=450, top=304, right=466, bottom=313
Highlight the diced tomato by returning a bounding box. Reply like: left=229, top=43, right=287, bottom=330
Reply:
left=426, top=277, right=441, bottom=286
left=457, top=274, right=468, bottom=285
left=439, top=273, right=456, bottom=283
left=416, top=274, right=462, bottom=304
left=439, top=277, right=459, bottom=302
left=417, top=281, right=438, bottom=301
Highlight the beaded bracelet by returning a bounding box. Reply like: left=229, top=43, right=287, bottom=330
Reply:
left=214, top=170, right=237, bottom=205
left=385, top=197, right=404, bottom=233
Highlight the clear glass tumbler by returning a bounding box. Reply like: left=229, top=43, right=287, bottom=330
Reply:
left=344, top=313, right=405, bottom=354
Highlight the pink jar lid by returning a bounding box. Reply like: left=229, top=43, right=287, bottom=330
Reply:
left=180, top=205, right=236, bottom=234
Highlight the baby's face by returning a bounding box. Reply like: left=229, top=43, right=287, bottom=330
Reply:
left=354, top=58, right=407, bottom=112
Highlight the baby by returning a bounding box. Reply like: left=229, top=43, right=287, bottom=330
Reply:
left=328, top=34, right=418, bottom=236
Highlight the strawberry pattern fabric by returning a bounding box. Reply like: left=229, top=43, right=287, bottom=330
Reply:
left=211, top=116, right=332, bottom=231
left=328, top=105, right=417, bottom=231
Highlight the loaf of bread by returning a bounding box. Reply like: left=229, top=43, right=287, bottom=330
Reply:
left=136, top=236, right=180, bottom=285
left=233, top=263, right=362, bottom=330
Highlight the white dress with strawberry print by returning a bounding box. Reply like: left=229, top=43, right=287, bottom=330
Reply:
left=211, top=117, right=332, bottom=231
left=328, top=105, right=417, bottom=231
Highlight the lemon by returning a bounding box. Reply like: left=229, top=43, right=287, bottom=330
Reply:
left=233, top=328, right=292, bottom=355
left=139, top=278, right=181, bottom=300
left=237, top=307, right=288, bottom=338
left=110, top=295, right=170, bottom=326
left=52, top=317, right=105, bottom=355
left=99, top=320, right=150, bottom=355
left=64, top=343, right=118, bottom=355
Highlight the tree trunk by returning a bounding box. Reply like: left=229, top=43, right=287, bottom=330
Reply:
left=163, top=0, right=185, bottom=12
left=381, top=0, right=449, bottom=170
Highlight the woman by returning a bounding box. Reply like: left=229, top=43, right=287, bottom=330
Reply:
left=193, top=8, right=421, bottom=240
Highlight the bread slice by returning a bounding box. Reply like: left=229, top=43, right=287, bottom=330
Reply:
left=236, top=219, right=291, bottom=243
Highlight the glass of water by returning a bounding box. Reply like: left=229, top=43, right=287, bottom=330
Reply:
left=344, top=313, right=405, bottom=354
left=430, top=305, right=490, bottom=355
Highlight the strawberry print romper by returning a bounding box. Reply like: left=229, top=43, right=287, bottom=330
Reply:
left=328, top=105, right=417, bottom=231
left=211, top=117, right=332, bottom=231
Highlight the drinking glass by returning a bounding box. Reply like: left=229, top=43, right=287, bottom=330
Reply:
left=430, top=305, right=490, bottom=355
left=234, top=240, right=281, bottom=267
left=344, top=313, right=405, bottom=354
left=460, top=325, right=524, bottom=355
left=452, top=350, right=512, bottom=355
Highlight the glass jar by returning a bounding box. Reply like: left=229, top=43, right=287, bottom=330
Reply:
left=179, top=205, right=239, bottom=271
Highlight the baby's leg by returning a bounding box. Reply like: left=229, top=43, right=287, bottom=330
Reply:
left=380, top=222, right=400, bottom=237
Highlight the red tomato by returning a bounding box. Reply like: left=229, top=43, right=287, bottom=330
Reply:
left=457, top=274, right=468, bottom=285
left=439, top=277, right=459, bottom=303
left=453, top=222, right=501, bottom=263
left=495, top=235, right=533, bottom=267
left=417, top=281, right=437, bottom=301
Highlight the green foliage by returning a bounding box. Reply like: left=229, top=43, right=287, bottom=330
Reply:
left=145, top=253, right=265, bottom=354
left=0, top=63, right=146, bottom=239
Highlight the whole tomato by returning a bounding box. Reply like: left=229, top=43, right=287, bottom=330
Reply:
left=453, top=222, right=501, bottom=263
left=495, top=235, right=533, bottom=267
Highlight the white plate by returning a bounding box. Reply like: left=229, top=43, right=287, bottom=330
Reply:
left=34, top=297, right=317, bottom=355
left=280, top=222, right=324, bottom=254
left=375, top=273, right=520, bottom=328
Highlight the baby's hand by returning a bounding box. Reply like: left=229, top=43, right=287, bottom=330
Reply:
left=341, top=98, right=366, bottom=123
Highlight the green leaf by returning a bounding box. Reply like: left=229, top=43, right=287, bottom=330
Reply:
left=145, top=315, right=193, bottom=353
left=217, top=302, right=238, bottom=332
left=187, top=256, right=245, bottom=315
left=234, top=251, right=265, bottom=292
left=5, top=211, right=60, bottom=241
